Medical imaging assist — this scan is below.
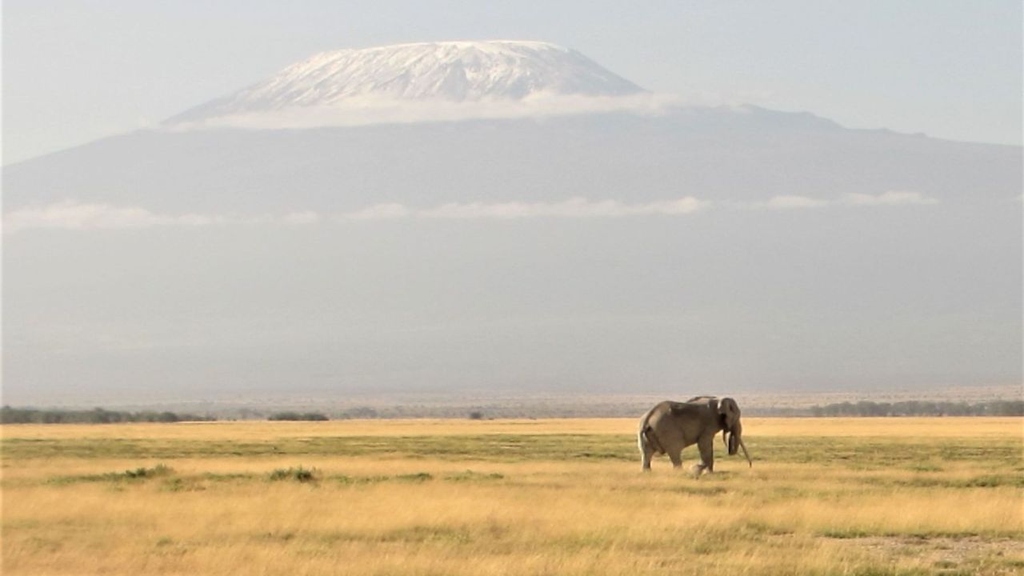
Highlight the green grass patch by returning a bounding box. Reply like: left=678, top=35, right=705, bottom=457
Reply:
left=444, top=470, right=506, bottom=482
left=859, top=473, right=1024, bottom=489
left=0, top=434, right=635, bottom=462
left=670, top=484, right=729, bottom=496
left=846, top=569, right=932, bottom=576
left=380, top=525, right=472, bottom=544
left=741, top=520, right=795, bottom=537
left=395, top=472, right=433, bottom=482
left=331, top=472, right=434, bottom=485
left=47, top=464, right=173, bottom=485
left=7, top=434, right=1021, bottom=473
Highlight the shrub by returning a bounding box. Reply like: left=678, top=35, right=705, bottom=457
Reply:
left=268, top=467, right=319, bottom=483
left=123, top=464, right=173, bottom=479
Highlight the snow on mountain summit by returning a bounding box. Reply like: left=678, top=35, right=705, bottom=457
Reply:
left=167, top=41, right=649, bottom=127
left=261, top=41, right=645, bottom=102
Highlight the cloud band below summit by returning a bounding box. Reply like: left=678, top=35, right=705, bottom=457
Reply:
left=4, top=192, right=941, bottom=233
left=3, top=197, right=709, bottom=233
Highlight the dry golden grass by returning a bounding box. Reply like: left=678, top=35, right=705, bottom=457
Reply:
left=3, top=418, right=1022, bottom=575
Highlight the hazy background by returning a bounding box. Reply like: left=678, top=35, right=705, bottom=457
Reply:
left=3, top=3, right=1021, bottom=409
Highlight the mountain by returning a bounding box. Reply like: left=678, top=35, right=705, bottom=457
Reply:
left=3, top=42, right=1020, bottom=407
left=167, top=41, right=646, bottom=127
left=4, top=107, right=1015, bottom=215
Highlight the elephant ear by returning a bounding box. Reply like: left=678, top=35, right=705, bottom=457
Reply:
left=718, top=397, right=741, bottom=431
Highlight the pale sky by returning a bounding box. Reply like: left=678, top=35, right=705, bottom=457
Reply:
left=3, top=1, right=1021, bottom=164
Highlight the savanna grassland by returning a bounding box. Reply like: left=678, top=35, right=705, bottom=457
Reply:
left=2, top=418, right=1022, bottom=575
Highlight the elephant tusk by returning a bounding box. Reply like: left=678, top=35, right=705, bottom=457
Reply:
left=738, top=436, right=752, bottom=467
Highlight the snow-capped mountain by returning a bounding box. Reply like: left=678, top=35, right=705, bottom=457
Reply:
left=168, top=41, right=646, bottom=126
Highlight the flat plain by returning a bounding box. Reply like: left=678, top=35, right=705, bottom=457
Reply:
left=2, top=417, right=1022, bottom=575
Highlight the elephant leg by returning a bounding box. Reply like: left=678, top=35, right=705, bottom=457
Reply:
left=640, top=446, right=654, bottom=471
left=668, top=450, right=683, bottom=469
left=696, top=436, right=715, bottom=475
left=638, top=430, right=656, bottom=471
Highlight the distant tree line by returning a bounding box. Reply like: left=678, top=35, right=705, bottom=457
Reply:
left=2, top=400, right=1021, bottom=423
left=0, top=406, right=216, bottom=424
left=807, top=400, right=1023, bottom=417
left=267, top=412, right=329, bottom=421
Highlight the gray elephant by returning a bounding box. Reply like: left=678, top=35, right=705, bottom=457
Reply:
left=638, top=396, right=752, bottom=476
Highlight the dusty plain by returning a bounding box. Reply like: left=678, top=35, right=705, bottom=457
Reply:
left=2, top=417, right=1022, bottom=575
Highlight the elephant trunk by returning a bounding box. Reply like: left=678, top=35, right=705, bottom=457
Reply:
left=726, top=421, right=742, bottom=455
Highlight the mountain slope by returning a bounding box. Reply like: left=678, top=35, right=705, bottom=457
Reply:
left=5, top=108, right=1016, bottom=214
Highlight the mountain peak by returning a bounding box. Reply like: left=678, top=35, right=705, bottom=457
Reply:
left=167, top=41, right=647, bottom=126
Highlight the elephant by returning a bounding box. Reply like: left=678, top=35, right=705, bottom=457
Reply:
left=638, top=396, right=752, bottom=476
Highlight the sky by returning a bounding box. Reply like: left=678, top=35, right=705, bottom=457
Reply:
left=3, top=1, right=1022, bottom=164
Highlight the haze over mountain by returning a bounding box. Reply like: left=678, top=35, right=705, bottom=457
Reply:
left=4, top=42, right=1020, bottom=408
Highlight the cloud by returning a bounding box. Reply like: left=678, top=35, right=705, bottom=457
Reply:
left=416, top=197, right=709, bottom=220
left=167, top=93, right=688, bottom=131
left=4, top=191, right=937, bottom=234
left=765, top=196, right=830, bottom=210
left=734, top=195, right=830, bottom=210
left=338, top=203, right=413, bottom=221
left=1, top=201, right=315, bottom=234
left=737, top=191, right=939, bottom=211
left=282, top=211, right=321, bottom=225
left=842, top=191, right=939, bottom=206
left=2, top=201, right=224, bottom=233
left=5, top=197, right=708, bottom=233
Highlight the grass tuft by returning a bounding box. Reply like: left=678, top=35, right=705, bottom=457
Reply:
left=395, top=472, right=433, bottom=482
left=444, top=470, right=506, bottom=482
left=47, top=464, right=173, bottom=485
left=267, top=466, right=319, bottom=483
left=122, top=464, right=173, bottom=479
